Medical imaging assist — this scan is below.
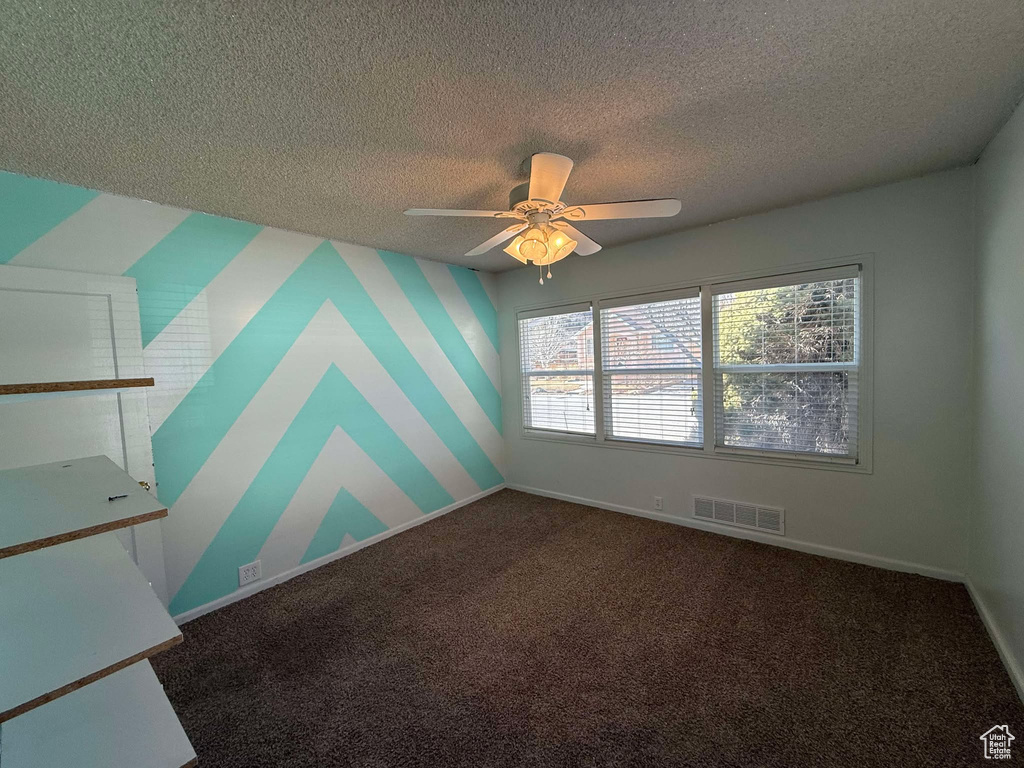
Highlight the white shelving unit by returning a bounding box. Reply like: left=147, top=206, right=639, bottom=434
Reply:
left=0, top=458, right=196, bottom=767
left=0, top=663, right=196, bottom=768
left=0, top=534, right=182, bottom=721
left=0, top=456, right=167, bottom=559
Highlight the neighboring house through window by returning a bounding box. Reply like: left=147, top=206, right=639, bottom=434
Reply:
left=516, top=261, right=868, bottom=470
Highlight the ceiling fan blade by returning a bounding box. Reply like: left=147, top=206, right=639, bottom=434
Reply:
left=404, top=208, right=508, bottom=218
left=465, top=223, right=528, bottom=256
left=560, top=199, right=682, bottom=221
left=528, top=153, right=574, bottom=203
left=550, top=221, right=602, bottom=255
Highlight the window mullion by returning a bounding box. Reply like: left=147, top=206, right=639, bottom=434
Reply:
left=592, top=303, right=605, bottom=443
left=522, top=373, right=532, bottom=431
left=701, top=285, right=715, bottom=453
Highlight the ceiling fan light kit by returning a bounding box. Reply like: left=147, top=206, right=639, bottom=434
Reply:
left=405, top=153, right=682, bottom=284
left=502, top=225, right=577, bottom=284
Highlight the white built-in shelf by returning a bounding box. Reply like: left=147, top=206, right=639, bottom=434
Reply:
left=0, top=455, right=167, bottom=559
left=0, top=534, right=182, bottom=723
left=0, top=661, right=196, bottom=768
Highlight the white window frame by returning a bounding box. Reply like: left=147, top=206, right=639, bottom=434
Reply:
left=518, top=302, right=596, bottom=438
left=598, top=287, right=703, bottom=449
left=515, top=255, right=874, bottom=474
left=709, top=265, right=862, bottom=465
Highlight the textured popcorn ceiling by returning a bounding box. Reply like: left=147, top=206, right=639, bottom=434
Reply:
left=2, top=1, right=1023, bottom=271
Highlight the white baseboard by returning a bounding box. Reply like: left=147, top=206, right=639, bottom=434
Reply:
left=173, top=483, right=506, bottom=624
left=965, top=578, right=1024, bottom=704
left=506, top=483, right=964, bottom=582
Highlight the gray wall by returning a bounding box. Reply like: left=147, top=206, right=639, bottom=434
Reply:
left=971, top=99, right=1024, bottom=696
left=497, top=168, right=975, bottom=577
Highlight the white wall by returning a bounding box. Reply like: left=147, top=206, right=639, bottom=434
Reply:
left=497, top=168, right=975, bottom=577
left=970, top=99, right=1024, bottom=696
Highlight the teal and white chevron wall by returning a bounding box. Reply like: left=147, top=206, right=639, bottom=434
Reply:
left=0, top=171, right=504, bottom=616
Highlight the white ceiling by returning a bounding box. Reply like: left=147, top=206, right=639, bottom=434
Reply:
left=2, top=0, right=1022, bottom=271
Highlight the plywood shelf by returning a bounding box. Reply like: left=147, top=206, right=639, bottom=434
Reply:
left=0, top=661, right=197, bottom=768
left=0, top=534, right=182, bottom=724
left=0, top=377, right=154, bottom=396
left=0, top=455, right=167, bottom=559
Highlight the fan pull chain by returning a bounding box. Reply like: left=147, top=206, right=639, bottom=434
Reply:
left=547, top=266, right=552, bottom=279
left=538, top=264, right=544, bottom=285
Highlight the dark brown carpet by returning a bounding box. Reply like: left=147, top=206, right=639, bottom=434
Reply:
left=153, top=490, right=1023, bottom=767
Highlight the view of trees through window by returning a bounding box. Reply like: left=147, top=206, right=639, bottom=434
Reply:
left=713, top=276, right=858, bottom=455
left=519, top=269, right=861, bottom=460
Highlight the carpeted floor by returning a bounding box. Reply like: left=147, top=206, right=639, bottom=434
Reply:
left=153, top=490, right=1023, bottom=767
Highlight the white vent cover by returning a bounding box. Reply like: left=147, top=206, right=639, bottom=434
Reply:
left=694, top=497, right=714, bottom=520
left=693, top=495, right=785, bottom=535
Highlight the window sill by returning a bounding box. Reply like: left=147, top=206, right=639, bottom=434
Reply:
left=520, top=429, right=872, bottom=474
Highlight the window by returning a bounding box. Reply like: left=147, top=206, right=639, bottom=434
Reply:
left=600, top=291, right=702, bottom=446
left=517, top=262, right=867, bottom=469
left=519, top=305, right=595, bottom=435
left=712, top=266, right=860, bottom=459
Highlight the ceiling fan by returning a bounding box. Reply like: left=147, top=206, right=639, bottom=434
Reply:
left=405, top=153, right=682, bottom=283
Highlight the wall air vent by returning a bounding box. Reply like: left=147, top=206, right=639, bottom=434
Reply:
left=693, top=496, right=785, bottom=535
left=694, top=497, right=714, bottom=520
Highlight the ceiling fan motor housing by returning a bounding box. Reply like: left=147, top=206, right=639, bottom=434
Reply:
left=509, top=182, right=567, bottom=220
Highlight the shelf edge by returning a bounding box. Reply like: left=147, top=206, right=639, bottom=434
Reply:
left=0, top=507, right=169, bottom=560
left=0, top=634, right=182, bottom=724
left=0, top=378, right=155, bottom=396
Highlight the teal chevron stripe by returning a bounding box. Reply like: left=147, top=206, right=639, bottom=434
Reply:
left=379, top=251, right=502, bottom=433
left=124, top=213, right=262, bottom=346
left=0, top=172, right=99, bottom=263
left=151, top=241, right=334, bottom=506
left=448, top=266, right=498, bottom=351
left=169, top=364, right=451, bottom=613
left=301, top=487, right=388, bottom=564
left=153, top=241, right=502, bottom=507
left=317, top=249, right=503, bottom=490
left=320, top=366, right=452, bottom=515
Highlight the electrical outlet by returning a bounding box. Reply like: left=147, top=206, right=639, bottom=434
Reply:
left=238, top=560, right=262, bottom=587
left=654, top=496, right=664, bottom=511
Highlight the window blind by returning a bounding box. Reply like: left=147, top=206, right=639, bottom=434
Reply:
left=712, top=268, right=859, bottom=458
left=600, top=292, right=702, bottom=446
left=518, top=306, right=595, bottom=435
